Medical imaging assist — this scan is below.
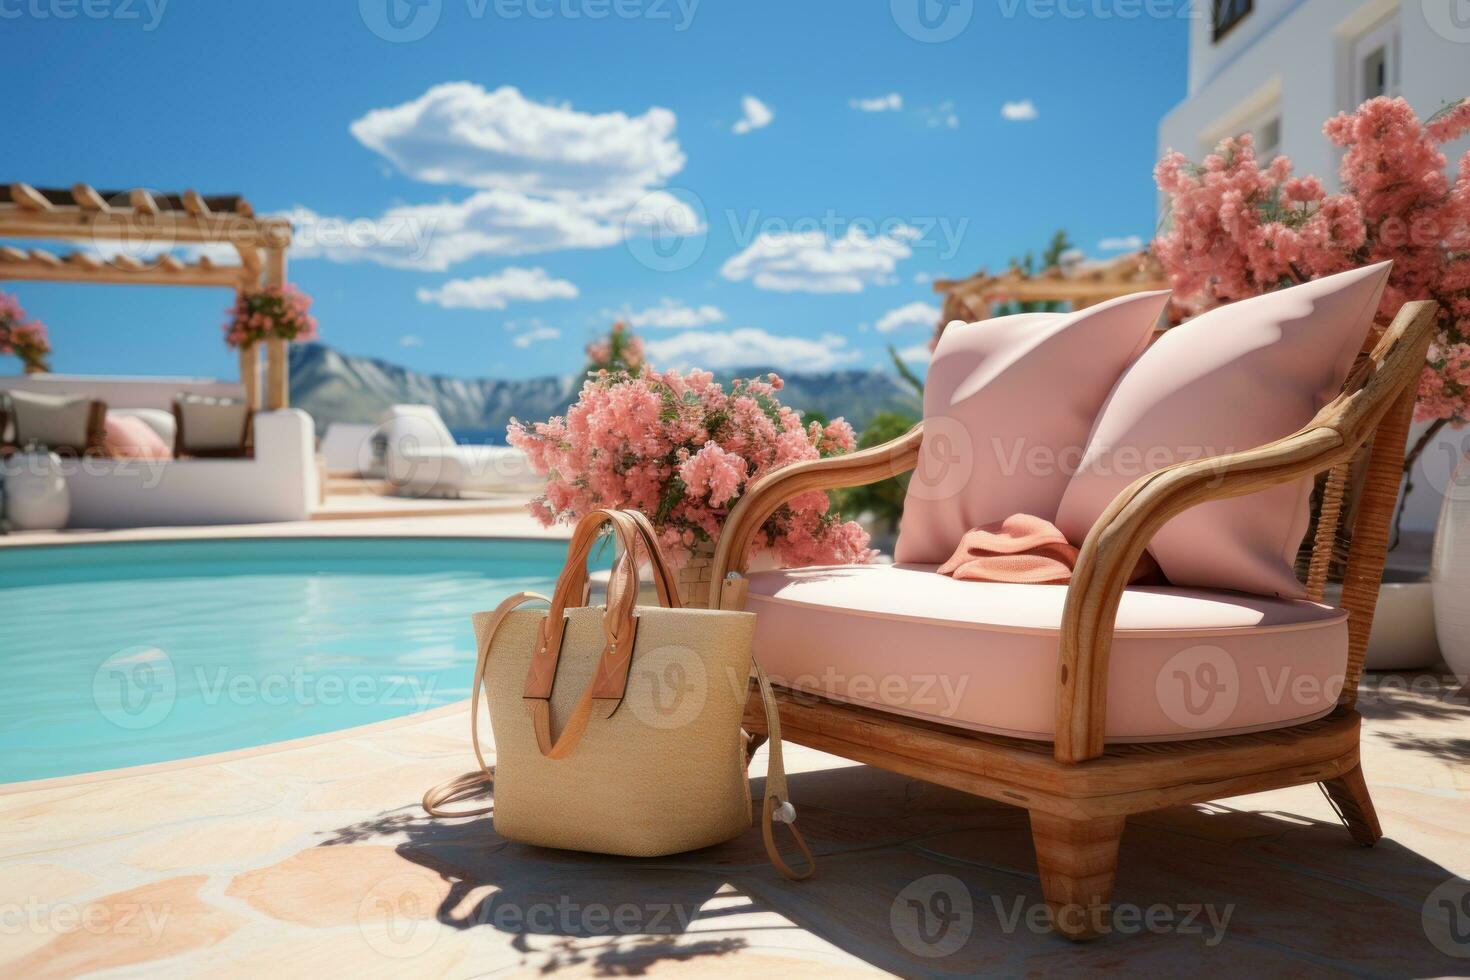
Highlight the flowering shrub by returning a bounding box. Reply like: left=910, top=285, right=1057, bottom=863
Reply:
left=1154, top=96, right=1470, bottom=431
left=223, top=285, right=319, bottom=349
left=508, top=367, right=873, bottom=567
left=585, top=321, right=645, bottom=375
left=0, top=291, right=50, bottom=373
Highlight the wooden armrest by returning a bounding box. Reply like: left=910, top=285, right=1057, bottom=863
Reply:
left=1054, top=300, right=1440, bottom=763
left=708, top=424, right=924, bottom=604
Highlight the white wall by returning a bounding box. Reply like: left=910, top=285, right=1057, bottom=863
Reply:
left=1161, top=0, right=1470, bottom=534
left=0, top=374, right=244, bottom=410
left=1166, top=0, right=1470, bottom=181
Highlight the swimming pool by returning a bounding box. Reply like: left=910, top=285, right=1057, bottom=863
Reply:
left=0, top=537, right=570, bottom=784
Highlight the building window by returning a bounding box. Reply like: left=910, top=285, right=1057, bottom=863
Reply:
left=1256, top=116, right=1282, bottom=162
left=1213, top=0, right=1252, bottom=43
left=1202, top=101, right=1281, bottom=165
left=1354, top=18, right=1400, bottom=103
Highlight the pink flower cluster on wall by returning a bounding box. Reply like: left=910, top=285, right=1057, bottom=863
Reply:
left=508, top=367, right=874, bottom=567
left=0, top=291, right=51, bottom=373
left=1155, top=96, right=1470, bottom=428
left=223, top=284, right=319, bottom=349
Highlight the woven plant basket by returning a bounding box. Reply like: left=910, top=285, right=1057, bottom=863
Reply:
left=675, top=540, right=717, bottom=607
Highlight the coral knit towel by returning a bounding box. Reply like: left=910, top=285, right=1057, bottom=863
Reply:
left=937, top=514, right=1158, bottom=586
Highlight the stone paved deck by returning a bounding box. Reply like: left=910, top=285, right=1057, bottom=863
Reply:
left=1, top=671, right=1466, bottom=978
left=2, top=514, right=1467, bottom=977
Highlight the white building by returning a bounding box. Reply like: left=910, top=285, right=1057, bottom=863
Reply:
left=1161, top=0, right=1470, bottom=181
left=1160, top=0, right=1470, bottom=537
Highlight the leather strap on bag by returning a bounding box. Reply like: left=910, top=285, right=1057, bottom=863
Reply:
left=525, top=509, right=681, bottom=757
left=753, top=661, right=814, bottom=880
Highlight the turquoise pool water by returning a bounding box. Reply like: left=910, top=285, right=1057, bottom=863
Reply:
left=0, top=537, right=569, bottom=784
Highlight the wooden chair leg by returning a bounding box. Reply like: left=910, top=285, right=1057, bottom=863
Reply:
left=1321, top=764, right=1382, bottom=846
left=1028, top=811, right=1125, bottom=941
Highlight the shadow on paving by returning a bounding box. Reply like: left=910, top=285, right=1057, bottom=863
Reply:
left=318, top=761, right=1469, bottom=977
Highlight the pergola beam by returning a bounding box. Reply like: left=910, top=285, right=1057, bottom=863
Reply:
left=235, top=242, right=262, bottom=276
left=0, top=244, right=244, bottom=287
left=0, top=207, right=291, bottom=247
left=71, top=184, right=110, bottom=212
left=182, top=189, right=211, bottom=217
left=9, top=182, right=53, bottom=211
left=941, top=280, right=1163, bottom=303
left=936, top=250, right=1169, bottom=323
left=130, top=188, right=161, bottom=215
left=0, top=257, right=248, bottom=288
left=263, top=246, right=290, bottom=410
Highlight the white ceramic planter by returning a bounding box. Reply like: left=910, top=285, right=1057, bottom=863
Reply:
left=1, top=450, right=70, bottom=530
left=1431, top=451, right=1470, bottom=683
left=1324, top=572, right=1440, bottom=671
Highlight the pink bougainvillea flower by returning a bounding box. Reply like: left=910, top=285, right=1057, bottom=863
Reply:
left=1155, top=96, right=1470, bottom=429
left=508, top=365, right=872, bottom=567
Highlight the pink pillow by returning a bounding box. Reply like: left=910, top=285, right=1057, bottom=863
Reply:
left=1056, top=262, right=1392, bottom=598
left=103, top=414, right=172, bottom=460
left=894, top=290, right=1172, bottom=563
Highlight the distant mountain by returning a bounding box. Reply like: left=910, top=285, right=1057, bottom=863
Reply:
left=289, top=344, right=920, bottom=437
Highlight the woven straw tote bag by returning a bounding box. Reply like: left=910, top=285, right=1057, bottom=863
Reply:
left=424, top=508, right=813, bottom=879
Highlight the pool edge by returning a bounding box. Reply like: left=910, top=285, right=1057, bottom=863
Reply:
left=0, top=700, right=473, bottom=797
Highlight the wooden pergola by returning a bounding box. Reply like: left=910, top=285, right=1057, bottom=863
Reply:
left=0, top=182, right=295, bottom=410
left=933, top=250, right=1169, bottom=325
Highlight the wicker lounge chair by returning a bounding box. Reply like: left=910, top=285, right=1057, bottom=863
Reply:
left=711, top=299, right=1439, bottom=940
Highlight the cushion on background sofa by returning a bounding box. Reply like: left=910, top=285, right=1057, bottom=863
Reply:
left=747, top=564, right=1347, bottom=742
left=1057, top=262, right=1392, bottom=598
left=173, top=394, right=251, bottom=457
left=108, top=407, right=177, bottom=446
left=894, top=290, right=1172, bottom=563
left=2, top=389, right=106, bottom=455
left=103, top=414, right=173, bottom=459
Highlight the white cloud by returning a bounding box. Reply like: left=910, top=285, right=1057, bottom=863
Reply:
left=1098, top=235, right=1145, bottom=252
left=1001, top=99, right=1039, bottom=122
left=922, top=101, right=959, bottom=129
left=283, top=189, right=702, bottom=272
left=912, top=271, right=934, bottom=284
left=416, top=266, right=579, bottom=310
left=611, top=298, right=726, bottom=329
left=897, top=343, right=933, bottom=364
left=646, top=328, right=860, bottom=371
left=875, top=301, right=940, bottom=334
left=732, top=95, right=773, bottom=135
left=400, top=334, right=425, bottom=347
left=350, top=83, right=684, bottom=196
left=512, top=325, right=562, bottom=348
left=849, top=93, right=902, bottom=112
left=721, top=225, right=919, bottom=294
left=297, top=84, right=700, bottom=270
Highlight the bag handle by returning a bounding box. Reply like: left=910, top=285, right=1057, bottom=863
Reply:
left=625, top=509, right=681, bottom=609
left=525, top=509, right=685, bottom=758
left=526, top=509, right=643, bottom=701
left=753, top=661, right=814, bottom=880
left=423, top=589, right=547, bottom=817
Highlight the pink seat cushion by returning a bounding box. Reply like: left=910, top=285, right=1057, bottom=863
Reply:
left=747, top=564, right=1346, bottom=742
left=103, top=414, right=172, bottom=460
left=1057, top=263, right=1392, bottom=598
left=895, top=290, right=1171, bottom=563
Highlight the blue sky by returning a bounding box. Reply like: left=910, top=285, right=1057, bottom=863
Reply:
left=2, top=0, right=1189, bottom=381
